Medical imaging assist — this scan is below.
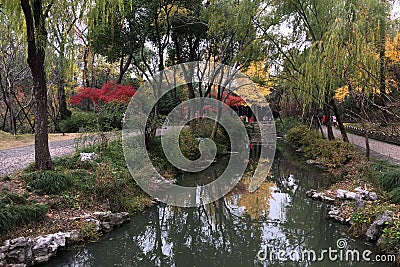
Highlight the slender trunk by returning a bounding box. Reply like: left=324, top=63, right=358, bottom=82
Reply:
left=58, top=81, right=71, bottom=120
left=117, top=54, right=133, bottom=84
left=316, top=116, right=325, bottom=138
left=330, top=98, right=349, bottom=142
left=379, top=9, right=389, bottom=126
left=21, top=0, right=53, bottom=170
left=211, top=106, right=222, bottom=140
left=361, top=99, right=370, bottom=159
left=1, top=72, right=16, bottom=135
left=324, top=101, right=334, bottom=140
left=14, top=93, right=35, bottom=132
left=57, top=46, right=71, bottom=120
left=2, top=89, right=16, bottom=136
left=8, top=93, right=16, bottom=136
left=83, top=48, right=89, bottom=87
left=90, top=52, right=95, bottom=87
left=2, top=107, right=8, bottom=131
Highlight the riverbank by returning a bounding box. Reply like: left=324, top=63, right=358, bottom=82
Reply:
left=0, top=135, right=154, bottom=265
left=0, top=122, right=230, bottom=265
left=283, top=123, right=400, bottom=264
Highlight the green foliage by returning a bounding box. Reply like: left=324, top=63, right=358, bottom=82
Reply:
left=194, top=119, right=230, bottom=154
left=76, top=222, right=100, bottom=241
left=0, top=190, right=48, bottom=235
left=53, top=155, right=96, bottom=171
left=59, top=111, right=97, bottom=133
left=60, top=105, right=123, bottom=133
left=286, top=125, right=355, bottom=168
left=179, top=127, right=201, bottom=160
left=23, top=171, right=73, bottom=195
left=276, top=117, right=303, bottom=136
left=286, top=125, right=321, bottom=148
left=379, top=170, right=400, bottom=192
left=97, top=102, right=126, bottom=131
left=389, top=188, right=400, bottom=204
left=381, top=220, right=400, bottom=251
left=52, top=139, right=152, bottom=213
left=306, top=140, right=355, bottom=167
left=350, top=205, right=388, bottom=237
left=148, top=136, right=179, bottom=178
left=374, top=161, right=400, bottom=202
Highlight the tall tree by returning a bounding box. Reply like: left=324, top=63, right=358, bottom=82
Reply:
left=2, top=0, right=55, bottom=169
left=20, top=0, right=53, bottom=170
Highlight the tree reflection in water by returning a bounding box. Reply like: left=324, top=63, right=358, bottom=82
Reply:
left=44, top=144, right=389, bottom=267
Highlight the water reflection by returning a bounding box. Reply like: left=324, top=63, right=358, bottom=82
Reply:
left=44, top=143, right=389, bottom=267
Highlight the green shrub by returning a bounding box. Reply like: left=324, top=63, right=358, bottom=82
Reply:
left=378, top=168, right=400, bottom=192
left=97, top=102, right=126, bottom=131
left=53, top=154, right=96, bottom=171
left=381, top=220, right=400, bottom=251
left=287, top=125, right=355, bottom=168
left=194, top=119, right=230, bottom=154
left=0, top=190, right=48, bottom=234
left=276, top=117, right=303, bottom=136
left=59, top=111, right=97, bottom=133
left=69, top=169, right=95, bottom=192
left=315, top=140, right=355, bottom=167
left=179, top=127, right=201, bottom=160
left=389, top=188, right=400, bottom=204
left=23, top=171, right=73, bottom=195
left=286, top=125, right=321, bottom=148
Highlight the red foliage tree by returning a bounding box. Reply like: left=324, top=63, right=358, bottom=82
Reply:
left=70, top=80, right=136, bottom=106
left=210, top=91, right=247, bottom=107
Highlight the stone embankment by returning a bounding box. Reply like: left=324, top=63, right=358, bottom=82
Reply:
left=307, top=188, right=393, bottom=247
left=0, top=212, right=130, bottom=266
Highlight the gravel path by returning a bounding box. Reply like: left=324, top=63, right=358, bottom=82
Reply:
left=1, top=126, right=398, bottom=177
left=324, top=127, right=400, bottom=164
left=0, top=139, right=75, bottom=177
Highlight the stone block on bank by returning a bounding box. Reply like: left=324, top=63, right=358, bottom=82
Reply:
left=366, top=211, right=393, bottom=241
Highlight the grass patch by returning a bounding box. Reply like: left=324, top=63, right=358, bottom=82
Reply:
left=22, top=139, right=154, bottom=213
left=0, top=190, right=48, bottom=235
left=22, top=171, right=73, bottom=195
left=372, top=161, right=400, bottom=203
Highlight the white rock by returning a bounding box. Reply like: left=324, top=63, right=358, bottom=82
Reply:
left=337, top=189, right=357, bottom=200
left=80, top=152, right=98, bottom=162
left=368, top=192, right=378, bottom=201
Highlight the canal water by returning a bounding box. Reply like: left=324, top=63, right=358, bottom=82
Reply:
left=43, top=142, right=391, bottom=267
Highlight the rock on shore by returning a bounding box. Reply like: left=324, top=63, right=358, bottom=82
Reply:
left=0, top=211, right=130, bottom=266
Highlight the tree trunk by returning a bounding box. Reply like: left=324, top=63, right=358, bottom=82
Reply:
left=117, top=54, right=133, bottom=84
left=330, top=98, right=349, bottom=142
left=378, top=8, right=389, bottom=126
left=210, top=107, right=222, bottom=141
left=83, top=48, right=89, bottom=87
left=21, top=0, right=53, bottom=170
left=361, top=99, right=370, bottom=160
left=323, top=101, right=334, bottom=140
left=58, top=81, right=71, bottom=120
left=56, top=67, right=71, bottom=121
left=57, top=54, right=71, bottom=120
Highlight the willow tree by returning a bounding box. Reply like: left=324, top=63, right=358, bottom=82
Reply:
left=47, top=1, right=88, bottom=121
left=285, top=0, right=389, bottom=156
left=256, top=0, right=345, bottom=140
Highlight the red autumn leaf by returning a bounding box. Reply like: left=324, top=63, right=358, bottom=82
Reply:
left=70, top=80, right=136, bottom=106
